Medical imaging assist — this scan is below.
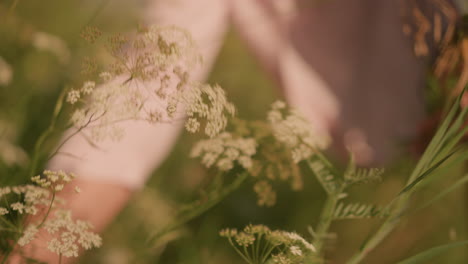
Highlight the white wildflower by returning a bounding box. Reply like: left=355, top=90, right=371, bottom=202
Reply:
left=48, top=233, right=79, bottom=258
left=272, top=253, right=292, bottom=264
left=238, top=156, right=253, bottom=169
left=216, top=158, right=234, bottom=171
left=182, top=84, right=235, bottom=137
left=185, top=118, right=200, bottom=133
left=191, top=132, right=257, bottom=171
left=81, top=81, right=95, bottom=95
left=290, top=245, right=302, bottom=256
left=25, top=205, right=38, bottom=215
left=147, top=110, right=163, bottom=123
left=254, top=181, right=276, bottom=207
left=268, top=102, right=330, bottom=163
left=45, top=210, right=101, bottom=257
left=282, top=231, right=316, bottom=252
left=99, top=72, right=113, bottom=81
left=11, top=202, right=25, bottom=214
left=271, top=100, right=286, bottom=110
left=18, top=225, right=39, bottom=246
left=66, top=89, right=81, bottom=104
left=0, top=187, right=11, bottom=197
left=267, top=109, right=283, bottom=123
left=0, top=207, right=8, bottom=215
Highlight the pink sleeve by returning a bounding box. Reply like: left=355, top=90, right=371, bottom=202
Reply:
left=48, top=0, right=230, bottom=189
left=230, top=0, right=338, bottom=135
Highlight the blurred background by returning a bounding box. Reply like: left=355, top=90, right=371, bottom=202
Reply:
left=1, top=0, right=467, bottom=263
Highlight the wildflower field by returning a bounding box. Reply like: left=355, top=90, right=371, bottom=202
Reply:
left=2, top=1, right=468, bottom=264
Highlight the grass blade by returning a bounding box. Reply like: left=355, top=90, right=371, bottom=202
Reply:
left=396, top=240, right=468, bottom=264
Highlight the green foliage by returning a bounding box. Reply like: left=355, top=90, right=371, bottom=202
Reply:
left=344, top=167, right=384, bottom=186
left=396, top=240, right=468, bottom=264
left=332, top=202, right=386, bottom=220
left=147, top=172, right=248, bottom=247
left=307, top=155, right=341, bottom=195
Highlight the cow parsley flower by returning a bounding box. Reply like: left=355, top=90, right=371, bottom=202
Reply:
left=191, top=132, right=256, bottom=171
left=44, top=210, right=102, bottom=257
left=268, top=101, right=330, bottom=163
left=0, top=207, right=8, bottom=215
left=290, top=245, right=302, bottom=256
left=2, top=171, right=101, bottom=261
left=81, top=81, right=95, bottom=95
left=254, top=181, right=276, bottom=207
left=66, top=89, right=81, bottom=104
left=11, top=202, right=25, bottom=214
left=221, top=225, right=316, bottom=263
left=182, top=83, right=236, bottom=137
left=18, top=225, right=39, bottom=246
left=185, top=118, right=200, bottom=133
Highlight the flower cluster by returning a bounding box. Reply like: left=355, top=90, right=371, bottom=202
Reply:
left=253, top=181, right=276, bottom=207
left=45, top=210, right=102, bottom=257
left=267, top=101, right=330, bottom=163
left=67, top=25, right=234, bottom=143
left=190, top=132, right=256, bottom=171
left=0, top=171, right=101, bottom=260
left=80, top=26, right=102, bottom=44
left=0, top=185, right=50, bottom=216
left=220, top=224, right=316, bottom=264
left=31, top=170, right=76, bottom=191
left=181, top=83, right=236, bottom=137
left=191, top=101, right=330, bottom=207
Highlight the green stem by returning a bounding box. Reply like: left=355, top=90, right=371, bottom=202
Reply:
left=28, top=89, right=66, bottom=177
left=346, top=218, right=399, bottom=264
left=0, top=232, right=19, bottom=264
left=1, top=250, right=11, bottom=264
left=0, top=216, right=18, bottom=231
left=0, top=227, right=19, bottom=232
left=346, top=155, right=440, bottom=263
left=313, top=194, right=339, bottom=255
left=147, top=173, right=248, bottom=246
left=229, top=238, right=253, bottom=264
left=37, top=192, right=55, bottom=229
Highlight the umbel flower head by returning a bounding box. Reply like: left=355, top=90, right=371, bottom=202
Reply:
left=191, top=101, right=331, bottom=207
left=67, top=25, right=235, bottom=143
left=190, top=132, right=256, bottom=171
left=1, top=171, right=101, bottom=259
left=220, top=224, right=316, bottom=264
left=267, top=100, right=330, bottom=163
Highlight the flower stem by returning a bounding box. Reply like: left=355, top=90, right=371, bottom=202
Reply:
left=147, top=173, right=248, bottom=246
left=37, top=192, right=55, bottom=229
left=313, top=194, right=339, bottom=255
left=28, top=89, right=66, bottom=177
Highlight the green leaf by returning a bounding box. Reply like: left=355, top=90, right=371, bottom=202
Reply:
left=398, top=150, right=457, bottom=197
left=344, top=167, right=384, bottom=186
left=146, top=172, right=248, bottom=246
left=332, top=202, right=386, bottom=220
left=307, top=154, right=341, bottom=194
left=407, top=89, right=465, bottom=185
left=410, top=148, right=468, bottom=191
left=397, top=173, right=468, bottom=219
left=396, top=240, right=468, bottom=264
